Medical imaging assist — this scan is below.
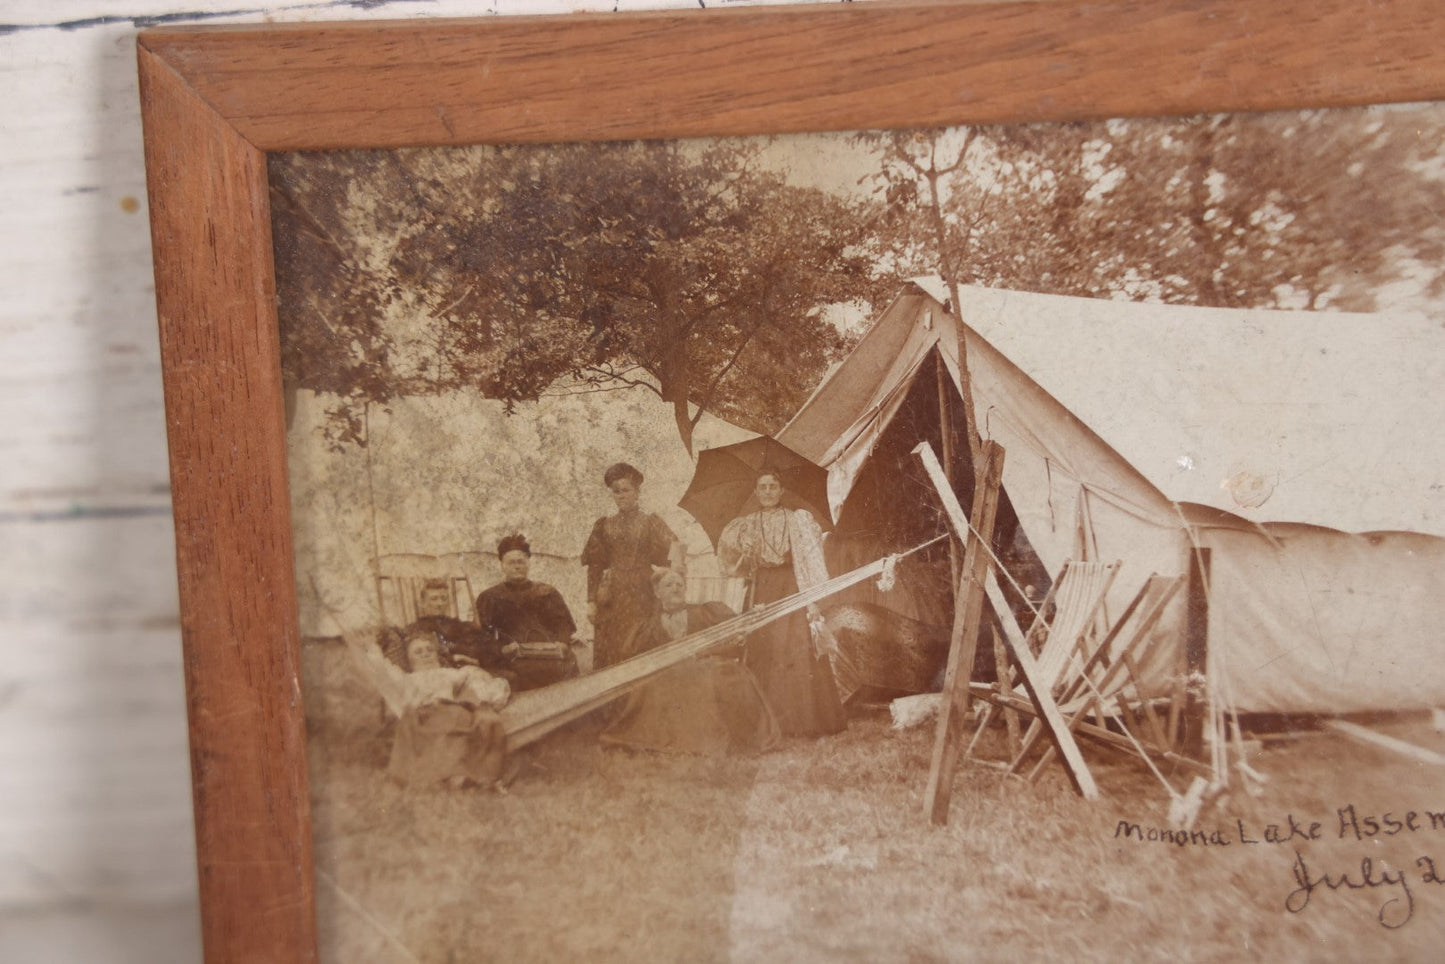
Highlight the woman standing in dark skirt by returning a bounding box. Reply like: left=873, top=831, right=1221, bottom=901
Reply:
left=581, top=462, right=683, bottom=670
left=717, top=471, right=846, bottom=737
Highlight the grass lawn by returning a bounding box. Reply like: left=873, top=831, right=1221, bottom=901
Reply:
left=303, top=639, right=1445, bottom=962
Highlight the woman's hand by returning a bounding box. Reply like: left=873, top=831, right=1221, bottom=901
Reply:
left=586, top=602, right=598, bottom=624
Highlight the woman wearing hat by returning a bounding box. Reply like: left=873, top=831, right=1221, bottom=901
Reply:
left=581, top=462, right=683, bottom=670
left=474, top=533, right=581, bottom=690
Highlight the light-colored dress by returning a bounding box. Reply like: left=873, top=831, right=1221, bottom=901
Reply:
left=717, top=507, right=846, bottom=737
left=353, top=642, right=511, bottom=786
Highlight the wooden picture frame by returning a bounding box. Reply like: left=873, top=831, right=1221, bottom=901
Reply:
left=137, top=2, right=1445, bottom=959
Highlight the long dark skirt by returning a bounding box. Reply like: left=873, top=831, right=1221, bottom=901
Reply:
left=600, top=658, right=780, bottom=755
left=747, top=563, right=846, bottom=737
left=593, top=566, right=655, bottom=670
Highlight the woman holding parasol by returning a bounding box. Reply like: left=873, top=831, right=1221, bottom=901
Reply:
left=688, top=438, right=846, bottom=737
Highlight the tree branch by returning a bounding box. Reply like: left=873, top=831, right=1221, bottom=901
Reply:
left=581, top=364, right=663, bottom=398
left=691, top=318, right=765, bottom=426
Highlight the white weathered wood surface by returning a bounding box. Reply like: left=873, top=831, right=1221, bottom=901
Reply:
left=0, top=1, right=806, bottom=959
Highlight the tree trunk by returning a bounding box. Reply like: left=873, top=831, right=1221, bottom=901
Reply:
left=656, top=302, right=696, bottom=455
left=920, top=142, right=982, bottom=464
left=671, top=395, right=695, bottom=455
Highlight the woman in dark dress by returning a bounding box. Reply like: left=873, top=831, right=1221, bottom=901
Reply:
left=581, top=462, right=682, bottom=670
left=474, top=533, right=581, bottom=691
left=717, top=471, right=846, bottom=737
left=600, top=568, right=779, bottom=755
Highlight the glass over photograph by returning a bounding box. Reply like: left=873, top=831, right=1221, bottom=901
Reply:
left=270, top=105, right=1445, bottom=961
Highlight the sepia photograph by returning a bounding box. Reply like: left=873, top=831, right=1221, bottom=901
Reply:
left=270, top=104, right=1445, bottom=961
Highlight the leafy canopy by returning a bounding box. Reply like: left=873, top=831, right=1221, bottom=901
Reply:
left=860, top=107, right=1445, bottom=311
left=271, top=140, right=887, bottom=451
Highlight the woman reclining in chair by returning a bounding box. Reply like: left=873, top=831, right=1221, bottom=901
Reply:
left=359, top=626, right=511, bottom=789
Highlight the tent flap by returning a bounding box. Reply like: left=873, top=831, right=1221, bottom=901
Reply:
left=782, top=281, right=1445, bottom=715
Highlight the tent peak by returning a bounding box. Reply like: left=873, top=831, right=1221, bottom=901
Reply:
left=904, top=276, right=952, bottom=311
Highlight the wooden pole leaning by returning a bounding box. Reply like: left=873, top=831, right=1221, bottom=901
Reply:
left=917, top=440, right=1005, bottom=825
left=916, top=441, right=1101, bottom=806
left=979, top=573, right=1100, bottom=800
left=1017, top=575, right=1184, bottom=781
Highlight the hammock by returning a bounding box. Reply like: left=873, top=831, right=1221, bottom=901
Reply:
left=502, top=536, right=945, bottom=749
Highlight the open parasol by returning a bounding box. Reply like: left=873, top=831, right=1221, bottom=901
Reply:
left=678, top=435, right=832, bottom=549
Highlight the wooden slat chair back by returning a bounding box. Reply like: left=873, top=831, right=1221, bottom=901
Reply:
left=1030, top=560, right=1120, bottom=691
left=1014, top=572, right=1193, bottom=783
left=971, top=570, right=1202, bottom=788
left=967, top=560, right=1118, bottom=758
left=375, top=553, right=476, bottom=627
left=686, top=574, right=748, bottom=613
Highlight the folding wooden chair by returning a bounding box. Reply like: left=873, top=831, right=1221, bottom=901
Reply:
left=965, top=559, right=1119, bottom=760
left=988, top=572, right=1208, bottom=785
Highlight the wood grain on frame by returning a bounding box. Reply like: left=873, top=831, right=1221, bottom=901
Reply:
left=140, top=0, right=1445, bottom=151
left=136, top=1, right=1445, bottom=960
left=139, top=42, right=315, bottom=964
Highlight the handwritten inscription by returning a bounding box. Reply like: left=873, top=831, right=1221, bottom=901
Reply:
left=1113, top=804, right=1445, bottom=928
left=1115, top=805, right=1445, bottom=848
left=1285, top=850, right=1445, bottom=929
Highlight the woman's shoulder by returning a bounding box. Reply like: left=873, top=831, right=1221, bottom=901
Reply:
left=643, top=510, right=676, bottom=532
left=719, top=512, right=753, bottom=536
left=581, top=514, right=611, bottom=558
left=789, top=506, right=825, bottom=528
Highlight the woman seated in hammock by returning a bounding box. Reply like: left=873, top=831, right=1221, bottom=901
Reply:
left=600, top=568, right=778, bottom=755
left=357, top=625, right=511, bottom=789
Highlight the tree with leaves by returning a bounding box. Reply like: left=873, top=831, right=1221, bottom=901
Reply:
left=271, top=139, right=888, bottom=452
left=861, top=106, right=1445, bottom=312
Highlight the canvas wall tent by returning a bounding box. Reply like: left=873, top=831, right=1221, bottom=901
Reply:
left=779, top=281, right=1445, bottom=716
